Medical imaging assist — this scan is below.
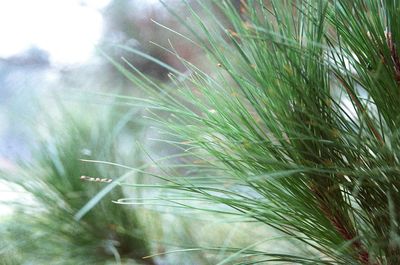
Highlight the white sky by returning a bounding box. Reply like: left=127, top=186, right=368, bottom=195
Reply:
left=0, top=0, right=161, bottom=65
left=0, top=0, right=106, bottom=65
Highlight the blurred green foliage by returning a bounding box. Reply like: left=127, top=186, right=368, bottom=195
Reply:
left=0, top=102, right=154, bottom=265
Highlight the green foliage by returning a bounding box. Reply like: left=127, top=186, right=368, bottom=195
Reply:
left=0, top=104, right=154, bottom=265
left=112, top=0, right=400, bottom=264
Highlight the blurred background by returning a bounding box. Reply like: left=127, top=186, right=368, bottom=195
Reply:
left=0, top=0, right=197, bottom=164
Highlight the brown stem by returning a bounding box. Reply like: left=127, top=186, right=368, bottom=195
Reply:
left=385, top=31, right=400, bottom=84
left=311, top=183, right=374, bottom=264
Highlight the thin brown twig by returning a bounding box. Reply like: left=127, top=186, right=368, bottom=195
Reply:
left=335, top=75, right=384, bottom=146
